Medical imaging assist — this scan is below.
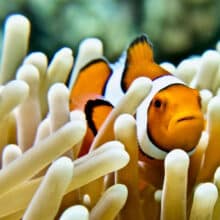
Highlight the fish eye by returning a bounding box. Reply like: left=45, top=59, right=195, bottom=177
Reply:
left=154, top=99, right=162, bottom=108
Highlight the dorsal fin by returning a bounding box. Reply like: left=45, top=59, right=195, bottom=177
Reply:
left=121, top=34, right=170, bottom=91
left=69, top=58, right=112, bottom=110
left=85, top=99, right=113, bottom=135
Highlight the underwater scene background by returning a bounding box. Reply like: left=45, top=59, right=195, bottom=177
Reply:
left=0, top=1, right=220, bottom=220
left=1, top=0, right=220, bottom=63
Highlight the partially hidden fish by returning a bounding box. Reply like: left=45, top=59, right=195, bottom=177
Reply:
left=69, top=35, right=204, bottom=160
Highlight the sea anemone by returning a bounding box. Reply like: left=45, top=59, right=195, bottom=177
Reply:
left=0, top=14, right=220, bottom=220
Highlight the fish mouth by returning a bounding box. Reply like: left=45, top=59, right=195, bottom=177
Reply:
left=177, top=116, right=196, bottom=123
left=168, top=113, right=204, bottom=131
left=164, top=113, right=204, bottom=152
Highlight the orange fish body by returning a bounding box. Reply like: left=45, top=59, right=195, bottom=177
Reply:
left=69, top=59, right=113, bottom=156
left=69, top=35, right=204, bottom=163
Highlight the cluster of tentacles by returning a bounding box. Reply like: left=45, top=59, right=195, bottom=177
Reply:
left=0, top=14, right=220, bottom=220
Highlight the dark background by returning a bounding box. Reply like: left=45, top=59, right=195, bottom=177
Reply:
left=0, top=0, right=220, bottom=65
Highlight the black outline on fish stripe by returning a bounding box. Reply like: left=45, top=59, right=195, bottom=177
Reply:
left=78, top=58, right=108, bottom=72
left=101, top=67, right=113, bottom=96
left=85, top=99, right=113, bottom=135
left=130, top=34, right=153, bottom=49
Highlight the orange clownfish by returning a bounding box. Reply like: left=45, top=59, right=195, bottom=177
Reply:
left=69, top=35, right=204, bottom=160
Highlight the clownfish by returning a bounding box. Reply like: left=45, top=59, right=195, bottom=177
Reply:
left=69, top=35, right=204, bottom=160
